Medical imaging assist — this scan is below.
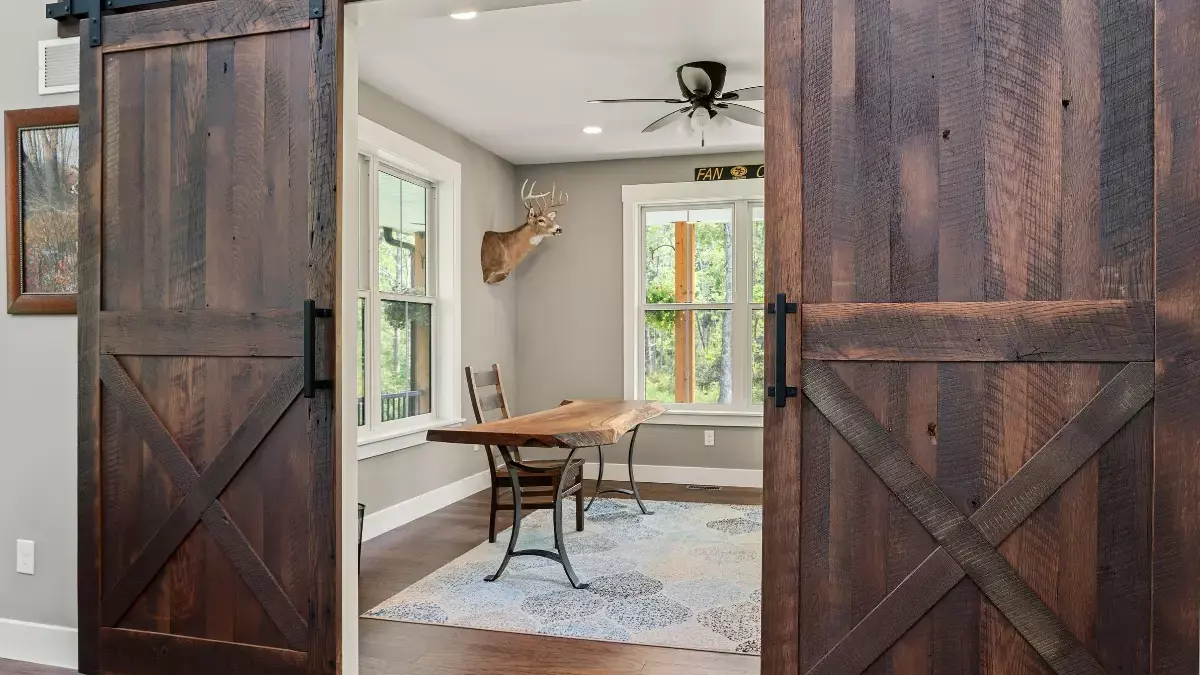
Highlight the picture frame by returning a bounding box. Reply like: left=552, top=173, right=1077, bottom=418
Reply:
left=5, top=106, right=80, bottom=315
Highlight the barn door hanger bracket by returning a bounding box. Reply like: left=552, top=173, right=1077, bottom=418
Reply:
left=766, top=293, right=798, bottom=408
left=309, top=0, right=324, bottom=18
left=45, top=0, right=177, bottom=47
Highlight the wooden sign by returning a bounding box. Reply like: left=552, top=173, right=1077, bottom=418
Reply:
left=694, top=164, right=765, bottom=181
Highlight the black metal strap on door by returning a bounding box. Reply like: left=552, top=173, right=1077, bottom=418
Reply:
left=304, top=299, right=333, bottom=399
left=766, top=292, right=798, bottom=408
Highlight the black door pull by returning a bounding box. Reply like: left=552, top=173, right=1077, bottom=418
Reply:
left=304, top=299, right=333, bottom=399
left=766, top=292, right=798, bottom=408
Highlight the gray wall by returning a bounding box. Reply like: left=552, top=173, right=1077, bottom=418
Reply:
left=357, top=83, right=518, bottom=515
left=513, top=153, right=765, bottom=470
left=0, top=4, right=80, bottom=631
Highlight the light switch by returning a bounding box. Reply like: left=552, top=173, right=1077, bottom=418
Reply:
left=16, top=540, right=34, bottom=575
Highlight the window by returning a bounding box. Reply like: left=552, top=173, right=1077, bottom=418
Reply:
left=356, top=117, right=462, bottom=454
left=623, top=180, right=765, bottom=425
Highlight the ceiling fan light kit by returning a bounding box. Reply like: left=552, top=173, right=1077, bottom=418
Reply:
left=588, top=60, right=763, bottom=143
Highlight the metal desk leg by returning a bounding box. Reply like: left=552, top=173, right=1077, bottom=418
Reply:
left=484, top=445, right=589, bottom=589
left=585, top=425, right=653, bottom=515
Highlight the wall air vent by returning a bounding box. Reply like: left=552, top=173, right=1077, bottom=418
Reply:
left=38, top=38, right=79, bottom=95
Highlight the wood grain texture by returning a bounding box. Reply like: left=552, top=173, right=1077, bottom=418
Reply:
left=102, top=0, right=311, bottom=53
left=100, top=628, right=306, bottom=675
left=99, top=359, right=304, bottom=631
left=99, top=309, right=304, bottom=356
left=801, top=360, right=1107, bottom=675
left=762, top=0, right=804, bottom=674
left=806, top=362, right=1153, bottom=675
left=427, top=400, right=667, bottom=448
left=76, top=18, right=102, bottom=674
left=801, top=301, right=1152, bottom=361
left=1153, top=0, right=1200, bottom=669
left=5, top=105, right=79, bottom=315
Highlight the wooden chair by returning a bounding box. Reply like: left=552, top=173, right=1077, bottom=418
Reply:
left=466, top=364, right=585, bottom=543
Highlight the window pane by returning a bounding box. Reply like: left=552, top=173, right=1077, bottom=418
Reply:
left=644, top=218, right=677, bottom=304
left=752, top=205, right=765, bottom=303
left=380, top=300, right=432, bottom=422
left=357, top=297, right=366, bottom=427
left=752, top=308, right=765, bottom=406
left=378, top=171, right=430, bottom=296
left=693, top=309, right=732, bottom=403
left=19, top=126, right=79, bottom=294
left=643, top=206, right=733, bottom=304
left=693, top=219, right=733, bottom=303
left=643, top=309, right=732, bottom=404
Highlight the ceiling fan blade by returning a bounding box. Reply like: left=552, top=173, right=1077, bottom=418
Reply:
left=588, top=98, right=690, bottom=104
left=643, top=108, right=692, bottom=133
left=722, top=85, right=765, bottom=102
left=716, top=103, right=765, bottom=127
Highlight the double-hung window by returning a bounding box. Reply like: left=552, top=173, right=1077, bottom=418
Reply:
left=356, top=117, right=462, bottom=452
left=623, top=180, right=765, bottom=425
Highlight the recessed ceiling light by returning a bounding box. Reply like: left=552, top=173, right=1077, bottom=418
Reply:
left=450, top=11, right=478, bottom=19
left=582, top=126, right=603, bottom=135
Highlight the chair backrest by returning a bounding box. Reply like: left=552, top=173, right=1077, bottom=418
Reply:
left=464, top=364, right=518, bottom=472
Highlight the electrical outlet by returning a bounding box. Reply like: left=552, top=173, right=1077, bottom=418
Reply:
left=703, top=429, right=715, bottom=446
left=16, top=540, right=34, bottom=575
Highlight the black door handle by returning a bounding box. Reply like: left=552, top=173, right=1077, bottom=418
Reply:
left=766, top=292, right=798, bottom=408
left=304, top=299, right=333, bottom=399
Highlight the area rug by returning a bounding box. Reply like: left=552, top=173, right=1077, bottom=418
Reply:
left=363, top=498, right=762, bottom=655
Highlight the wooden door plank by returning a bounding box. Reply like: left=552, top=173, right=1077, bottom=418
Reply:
left=1152, top=0, right=1200, bottom=669
left=100, top=310, right=305, bottom=356
left=801, top=301, right=1153, bottom=361
left=801, top=360, right=1107, bottom=675
left=100, top=628, right=306, bottom=675
left=763, top=0, right=804, bottom=670
left=98, top=355, right=309, bottom=649
left=102, top=0, right=312, bottom=53
left=805, top=361, right=1152, bottom=675
left=77, top=16, right=104, bottom=675
left=99, top=359, right=304, bottom=630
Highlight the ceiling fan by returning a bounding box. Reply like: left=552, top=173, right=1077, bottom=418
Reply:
left=588, top=61, right=764, bottom=143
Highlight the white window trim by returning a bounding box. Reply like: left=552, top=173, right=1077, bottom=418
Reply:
left=622, top=179, right=765, bottom=428
left=356, top=116, right=464, bottom=458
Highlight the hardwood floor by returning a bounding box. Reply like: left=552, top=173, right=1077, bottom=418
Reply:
left=360, top=480, right=764, bottom=675
left=0, top=483, right=760, bottom=675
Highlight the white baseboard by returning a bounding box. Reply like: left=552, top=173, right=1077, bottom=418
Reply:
left=0, top=618, right=77, bottom=670
left=583, top=463, right=763, bottom=489
left=361, top=470, right=491, bottom=542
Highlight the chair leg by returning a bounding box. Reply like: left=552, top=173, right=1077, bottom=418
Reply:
left=575, top=474, right=584, bottom=532
left=489, top=486, right=499, bottom=544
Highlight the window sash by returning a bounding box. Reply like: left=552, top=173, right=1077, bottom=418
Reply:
left=359, top=150, right=439, bottom=433
left=636, top=198, right=762, bottom=411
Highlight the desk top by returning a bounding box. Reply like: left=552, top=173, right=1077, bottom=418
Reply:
left=426, top=399, right=667, bottom=448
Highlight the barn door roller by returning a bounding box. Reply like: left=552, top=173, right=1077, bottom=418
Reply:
left=766, top=292, right=798, bottom=408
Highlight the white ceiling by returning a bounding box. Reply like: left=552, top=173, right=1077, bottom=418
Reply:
left=355, top=0, right=765, bottom=165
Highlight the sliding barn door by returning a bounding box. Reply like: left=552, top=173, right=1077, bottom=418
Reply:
left=761, top=0, right=1200, bottom=672
left=75, top=1, right=342, bottom=673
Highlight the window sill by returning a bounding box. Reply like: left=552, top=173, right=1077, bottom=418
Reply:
left=357, top=416, right=466, bottom=460
left=644, top=409, right=764, bottom=428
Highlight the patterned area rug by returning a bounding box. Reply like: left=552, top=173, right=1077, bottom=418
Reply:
left=363, top=498, right=762, bottom=655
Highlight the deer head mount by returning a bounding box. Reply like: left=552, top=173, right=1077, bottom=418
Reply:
left=481, top=180, right=569, bottom=284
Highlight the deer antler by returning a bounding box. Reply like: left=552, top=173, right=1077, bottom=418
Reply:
left=522, top=179, right=552, bottom=216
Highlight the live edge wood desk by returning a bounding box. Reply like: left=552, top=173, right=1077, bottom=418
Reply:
left=427, top=399, right=666, bottom=589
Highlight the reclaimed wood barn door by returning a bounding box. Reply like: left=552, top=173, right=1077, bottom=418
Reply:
left=761, top=0, right=1200, bottom=673
left=73, top=0, right=343, bottom=673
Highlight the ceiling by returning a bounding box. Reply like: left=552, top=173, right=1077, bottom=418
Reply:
left=355, top=0, right=765, bottom=165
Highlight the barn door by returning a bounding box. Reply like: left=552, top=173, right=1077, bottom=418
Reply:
left=72, top=0, right=342, bottom=673
left=761, top=0, right=1200, bottom=673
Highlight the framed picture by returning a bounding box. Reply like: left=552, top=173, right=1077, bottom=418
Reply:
left=5, top=106, right=79, bottom=315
